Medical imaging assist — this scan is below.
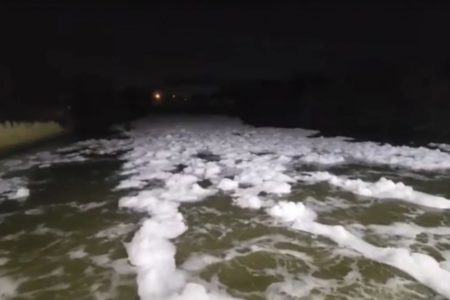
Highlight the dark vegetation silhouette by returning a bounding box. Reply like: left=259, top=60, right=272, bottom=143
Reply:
left=0, top=64, right=151, bottom=134
left=68, top=74, right=150, bottom=133
left=1, top=59, right=449, bottom=143
left=216, top=60, right=450, bottom=143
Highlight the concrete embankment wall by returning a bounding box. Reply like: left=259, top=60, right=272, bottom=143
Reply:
left=0, top=121, right=65, bottom=154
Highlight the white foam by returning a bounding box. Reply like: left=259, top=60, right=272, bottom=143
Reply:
left=123, top=116, right=450, bottom=176
left=345, top=222, right=450, bottom=251
left=1, top=231, right=26, bottom=241
left=261, top=181, right=291, bottom=194
left=110, top=258, right=135, bottom=275
left=90, top=254, right=111, bottom=267
left=441, top=261, right=450, bottom=272
left=300, top=171, right=450, bottom=209
left=68, top=248, right=87, bottom=259
left=118, top=172, right=232, bottom=299
left=10, top=187, right=29, bottom=200
left=181, top=254, right=222, bottom=272
left=168, top=283, right=239, bottom=300
left=0, top=258, right=8, bottom=266
left=32, top=225, right=65, bottom=236
left=233, top=194, right=263, bottom=209
left=25, top=208, right=44, bottom=215
left=0, top=177, right=29, bottom=202
left=265, top=278, right=325, bottom=300
left=441, top=251, right=450, bottom=272
left=367, top=222, right=450, bottom=238
left=218, top=178, right=238, bottom=191
left=0, top=136, right=131, bottom=175
left=73, top=201, right=108, bottom=212
left=268, top=201, right=450, bottom=299
left=114, top=115, right=450, bottom=299
left=95, top=223, right=135, bottom=239
left=0, top=277, right=19, bottom=300
left=429, top=143, right=450, bottom=152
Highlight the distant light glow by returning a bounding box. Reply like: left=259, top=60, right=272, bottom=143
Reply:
left=152, top=91, right=163, bottom=105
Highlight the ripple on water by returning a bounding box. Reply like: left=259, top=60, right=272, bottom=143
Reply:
left=175, top=196, right=446, bottom=299
left=0, top=149, right=140, bottom=299
left=2, top=116, right=450, bottom=299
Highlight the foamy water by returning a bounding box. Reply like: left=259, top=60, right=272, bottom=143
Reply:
left=0, top=115, right=450, bottom=299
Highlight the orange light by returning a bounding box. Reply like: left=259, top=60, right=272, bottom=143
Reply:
left=152, top=91, right=163, bottom=105
left=152, top=91, right=162, bottom=103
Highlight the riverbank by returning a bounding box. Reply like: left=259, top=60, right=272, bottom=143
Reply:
left=0, top=121, right=67, bottom=155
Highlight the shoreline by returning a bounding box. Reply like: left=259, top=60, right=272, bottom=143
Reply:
left=0, top=121, right=68, bottom=156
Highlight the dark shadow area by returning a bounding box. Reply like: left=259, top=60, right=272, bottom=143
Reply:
left=150, top=60, right=450, bottom=144
left=217, top=60, right=450, bottom=144
left=0, top=65, right=153, bottom=134
left=1, top=2, right=450, bottom=144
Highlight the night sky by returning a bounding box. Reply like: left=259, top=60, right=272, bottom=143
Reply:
left=2, top=2, right=450, bottom=87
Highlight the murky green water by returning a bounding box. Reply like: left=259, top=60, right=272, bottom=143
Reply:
left=0, top=131, right=450, bottom=299
left=0, top=149, right=140, bottom=299
left=176, top=182, right=450, bottom=300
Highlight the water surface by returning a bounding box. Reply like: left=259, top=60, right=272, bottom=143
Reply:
left=1, top=116, right=450, bottom=300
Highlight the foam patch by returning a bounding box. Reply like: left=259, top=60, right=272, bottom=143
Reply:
left=299, top=171, right=450, bottom=209
left=114, top=115, right=450, bottom=299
